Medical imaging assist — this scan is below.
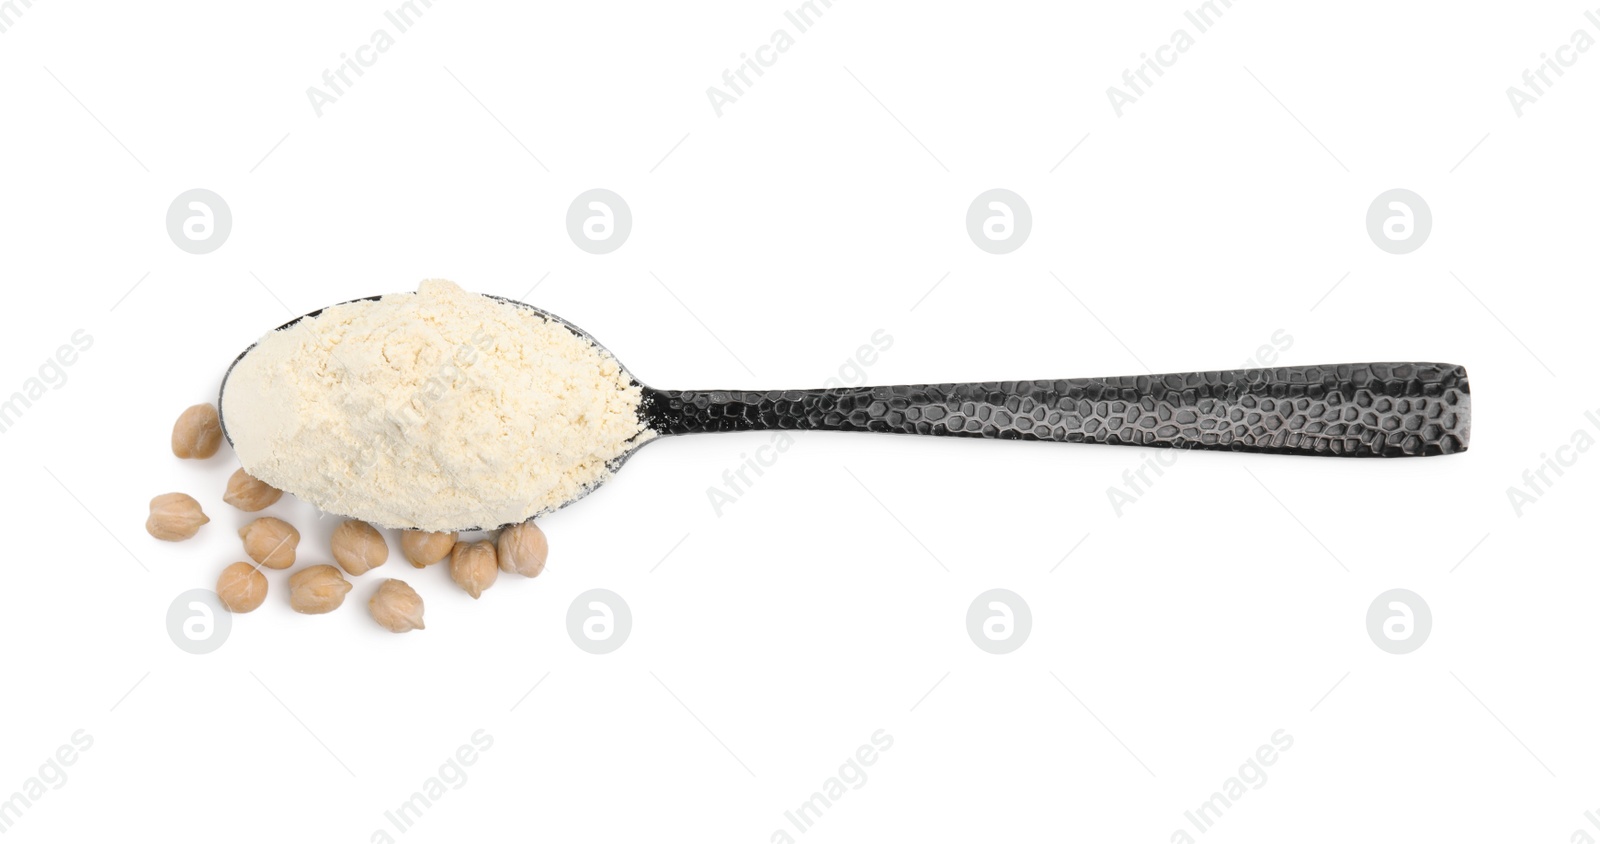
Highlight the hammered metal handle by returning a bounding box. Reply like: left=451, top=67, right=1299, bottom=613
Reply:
left=640, top=363, right=1470, bottom=457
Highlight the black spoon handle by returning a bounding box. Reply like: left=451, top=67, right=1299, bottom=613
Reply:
left=640, top=362, right=1470, bottom=457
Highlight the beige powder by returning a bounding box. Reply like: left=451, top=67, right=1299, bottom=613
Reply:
left=222, top=280, right=654, bottom=530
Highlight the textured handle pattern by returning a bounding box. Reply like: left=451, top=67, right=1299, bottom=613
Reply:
left=641, top=363, right=1470, bottom=457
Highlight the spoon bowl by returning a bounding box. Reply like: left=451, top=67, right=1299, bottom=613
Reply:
left=219, top=293, right=652, bottom=530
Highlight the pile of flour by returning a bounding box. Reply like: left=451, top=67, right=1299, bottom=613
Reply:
left=222, top=280, right=653, bottom=530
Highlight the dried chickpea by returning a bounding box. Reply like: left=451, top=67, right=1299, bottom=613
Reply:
left=146, top=493, right=209, bottom=541
left=288, top=565, right=352, bottom=614
left=449, top=540, right=498, bottom=599
left=331, top=519, right=388, bottom=575
left=369, top=579, right=425, bottom=632
left=171, top=403, right=223, bottom=459
left=223, top=468, right=282, bottom=511
left=401, top=530, right=456, bottom=568
left=497, top=521, right=547, bottom=578
left=239, top=517, right=299, bottom=569
left=217, top=562, right=268, bottom=613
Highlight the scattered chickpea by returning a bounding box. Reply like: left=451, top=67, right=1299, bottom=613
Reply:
left=497, top=521, right=547, bottom=578
left=369, top=579, right=425, bottom=632
left=217, top=562, right=268, bottom=613
left=401, top=530, right=457, bottom=568
left=288, top=565, right=352, bottom=614
left=288, top=565, right=353, bottom=613
left=223, top=468, right=282, bottom=511
left=146, top=493, right=210, bottom=541
left=449, top=540, right=498, bottom=599
left=239, top=517, right=299, bottom=570
left=171, top=403, right=223, bottom=459
left=331, top=519, right=388, bottom=575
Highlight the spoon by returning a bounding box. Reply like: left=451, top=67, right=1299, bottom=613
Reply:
left=220, top=293, right=1470, bottom=530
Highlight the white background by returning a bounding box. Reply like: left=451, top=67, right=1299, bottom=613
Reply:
left=2, top=1, right=1597, bottom=841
